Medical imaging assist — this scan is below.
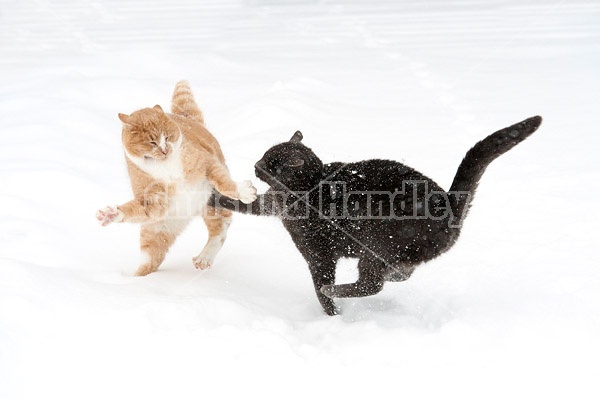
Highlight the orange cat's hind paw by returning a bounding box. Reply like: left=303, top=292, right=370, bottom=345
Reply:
left=134, top=266, right=153, bottom=276
left=192, top=254, right=212, bottom=270
left=96, top=206, right=124, bottom=226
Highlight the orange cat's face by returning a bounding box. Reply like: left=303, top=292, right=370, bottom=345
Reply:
left=119, top=105, right=182, bottom=161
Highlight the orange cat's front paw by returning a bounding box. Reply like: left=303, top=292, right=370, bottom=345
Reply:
left=236, top=180, right=257, bottom=204
left=96, top=206, right=124, bottom=226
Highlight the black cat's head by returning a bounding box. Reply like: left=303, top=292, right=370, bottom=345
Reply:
left=255, top=131, right=323, bottom=192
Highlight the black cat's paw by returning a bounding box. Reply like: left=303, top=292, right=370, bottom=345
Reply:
left=326, top=305, right=341, bottom=316
left=318, top=285, right=340, bottom=315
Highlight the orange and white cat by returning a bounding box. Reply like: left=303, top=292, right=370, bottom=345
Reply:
left=97, top=80, right=256, bottom=276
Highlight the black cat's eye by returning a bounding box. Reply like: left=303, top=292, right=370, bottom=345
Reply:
left=285, top=158, right=305, bottom=168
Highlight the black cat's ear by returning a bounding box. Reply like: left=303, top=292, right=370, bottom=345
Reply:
left=153, top=104, right=164, bottom=112
left=285, top=158, right=305, bottom=168
left=289, top=131, right=303, bottom=143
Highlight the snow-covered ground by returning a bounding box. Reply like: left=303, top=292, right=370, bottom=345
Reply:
left=1, top=0, right=599, bottom=397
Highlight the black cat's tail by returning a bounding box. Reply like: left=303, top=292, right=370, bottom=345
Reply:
left=448, top=115, right=542, bottom=223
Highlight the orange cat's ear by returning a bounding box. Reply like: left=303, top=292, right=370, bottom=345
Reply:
left=153, top=104, right=164, bottom=112
left=118, top=113, right=131, bottom=124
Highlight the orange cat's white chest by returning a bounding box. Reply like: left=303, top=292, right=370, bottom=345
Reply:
left=127, top=148, right=185, bottom=182
left=168, top=180, right=212, bottom=218
left=126, top=147, right=213, bottom=217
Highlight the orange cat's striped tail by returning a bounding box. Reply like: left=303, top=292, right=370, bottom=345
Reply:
left=171, top=80, right=204, bottom=124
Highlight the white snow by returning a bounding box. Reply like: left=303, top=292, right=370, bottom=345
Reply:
left=1, top=0, right=600, bottom=398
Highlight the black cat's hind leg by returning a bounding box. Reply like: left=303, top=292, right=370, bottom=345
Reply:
left=321, top=257, right=386, bottom=299
left=384, top=264, right=415, bottom=282
left=307, top=257, right=339, bottom=316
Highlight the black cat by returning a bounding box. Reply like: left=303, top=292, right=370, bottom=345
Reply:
left=210, top=116, right=542, bottom=315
